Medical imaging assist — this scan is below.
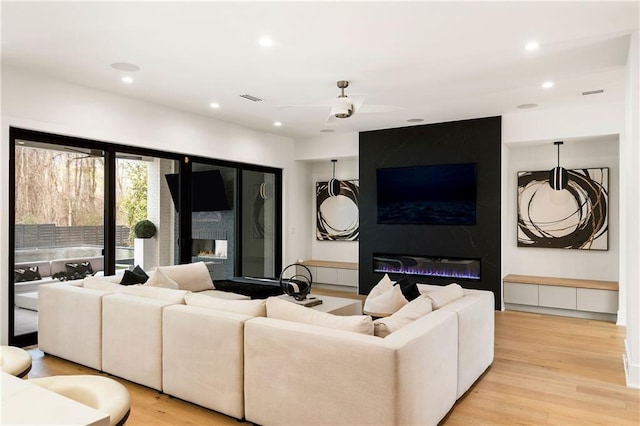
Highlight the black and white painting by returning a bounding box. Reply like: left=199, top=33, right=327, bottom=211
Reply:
left=316, top=179, right=359, bottom=241
left=517, top=168, right=608, bottom=250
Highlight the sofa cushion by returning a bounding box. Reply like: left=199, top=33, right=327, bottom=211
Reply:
left=118, top=285, right=187, bottom=304
left=395, top=275, right=420, bottom=301
left=368, top=273, right=394, bottom=298
left=373, top=295, right=433, bottom=337
left=144, top=268, right=179, bottom=290
left=157, top=262, right=214, bottom=292
left=185, top=293, right=266, bottom=317
left=197, top=289, right=251, bottom=300
left=83, top=276, right=124, bottom=292
left=364, top=285, right=408, bottom=317
left=120, top=265, right=149, bottom=285
left=15, top=266, right=42, bottom=282
left=266, top=297, right=373, bottom=335
left=425, top=283, right=464, bottom=309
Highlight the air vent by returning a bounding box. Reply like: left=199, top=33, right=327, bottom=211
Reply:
left=581, top=89, right=604, bottom=96
left=239, top=94, right=263, bottom=102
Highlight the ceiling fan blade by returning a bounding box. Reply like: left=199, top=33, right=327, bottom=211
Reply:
left=350, top=96, right=366, bottom=113
left=358, top=104, right=404, bottom=113
left=276, top=99, right=337, bottom=109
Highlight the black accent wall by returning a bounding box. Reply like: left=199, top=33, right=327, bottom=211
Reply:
left=359, top=116, right=501, bottom=309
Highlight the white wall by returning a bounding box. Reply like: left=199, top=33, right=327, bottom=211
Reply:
left=0, top=65, right=297, bottom=344
left=294, top=133, right=359, bottom=263
left=504, top=137, right=619, bottom=282
left=621, top=31, right=639, bottom=389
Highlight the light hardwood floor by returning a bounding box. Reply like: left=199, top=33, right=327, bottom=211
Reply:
left=26, top=306, right=639, bottom=425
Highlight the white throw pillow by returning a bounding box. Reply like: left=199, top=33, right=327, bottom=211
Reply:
left=266, top=297, right=374, bottom=335
left=118, top=285, right=188, bottom=304
left=425, top=283, right=464, bottom=309
left=157, top=262, right=214, bottom=292
left=185, top=292, right=266, bottom=317
left=83, top=276, right=123, bottom=292
left=364, top=285, right=408, bottom=317
left=373, top=296, right=433, bottom=337
left=144, top=268, right=179, bottom=290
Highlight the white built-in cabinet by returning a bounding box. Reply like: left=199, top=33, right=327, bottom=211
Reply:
left=503, top=274, right=618, bottom=322
left=295, top=260, right=358, bottom=288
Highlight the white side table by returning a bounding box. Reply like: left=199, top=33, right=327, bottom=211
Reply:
left=279, top=294, right=362, bottom=316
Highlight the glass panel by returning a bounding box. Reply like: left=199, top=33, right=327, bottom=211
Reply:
left=116, top=154, right=179, bottom=271
left=190, top=163, right=236, bottom=280
left=14, top=141, right=104, bottom=338
left=241, top=170, right=276, bottom=278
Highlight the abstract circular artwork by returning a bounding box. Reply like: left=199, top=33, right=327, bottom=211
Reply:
left=517, top=168, right=608, bottom=250
left=316, top=179, right=359, bottom=241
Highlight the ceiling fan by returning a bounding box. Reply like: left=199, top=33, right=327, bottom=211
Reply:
left=328, top=80, right=403, bottom=122
left=279, top=80, right=403, bottom=123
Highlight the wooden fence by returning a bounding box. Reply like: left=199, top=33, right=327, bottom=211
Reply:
left=15, top=224, right=130, bottom=249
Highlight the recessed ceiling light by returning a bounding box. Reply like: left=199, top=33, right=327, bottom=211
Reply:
left=320, top=129, right=335, bottom=133
left=258, top=37, right=273, bottom=47
left=111, top=62, right=140, bottom=72
left=209, top=102, right=220, bottom=109
left=516, top=103, right=538, bottom=109
left=407, top=118, right=424, bottom=123
left=274, top=121, right=282, bottom=127
left=121, top=76, right=134, bottom=84
left=542, top=81, right=554, bottom=89
left=525, top=41, right=539, bottom=51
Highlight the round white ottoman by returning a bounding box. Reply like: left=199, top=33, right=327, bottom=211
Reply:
left=28, top=375, right=131, bottom=426
left=0, top=345, right=32, bottom=378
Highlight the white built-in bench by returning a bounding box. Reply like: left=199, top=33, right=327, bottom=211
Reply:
left=295, top=260, right=358, bottom=289
left=503, top=274, right=618, bottom=322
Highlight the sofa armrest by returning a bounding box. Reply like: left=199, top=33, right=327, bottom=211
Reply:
left=244, top=309, right=458, bottom=426
left=163, top=305, right=252, bottom=419
left=38, top=283, right=111, bottom=370
left=438, top=290, right=495, bottom=398
left=101, top=293, right=177, bottom=390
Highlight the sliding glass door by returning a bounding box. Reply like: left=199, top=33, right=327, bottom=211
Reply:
left=115, top=153, right=179, bottom=270
left=9, top=127, right=283, bottom=346
left=12, top=139, right=105, bottom=345
left=240, top=169, right=280, bottom=278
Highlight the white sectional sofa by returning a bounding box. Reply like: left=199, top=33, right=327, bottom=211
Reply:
left=38, top=266, right=494, bottom=425
left=244, top=287, right=494, bottom=425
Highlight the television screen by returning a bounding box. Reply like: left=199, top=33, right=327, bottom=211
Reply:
left=165, top=170, right=231, bottom=212
left=376, top=163, right=476, bottom=225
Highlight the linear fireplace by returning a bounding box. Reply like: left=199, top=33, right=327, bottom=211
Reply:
left=373, top=253, right=481, bottom=280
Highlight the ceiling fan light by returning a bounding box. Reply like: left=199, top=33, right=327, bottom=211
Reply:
left=333, top=97, right=353, bottom=118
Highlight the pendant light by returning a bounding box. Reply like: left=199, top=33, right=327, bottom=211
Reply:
left=328, top=159, right=341, bottom=197
left=549, top=141, right=568, bottom=190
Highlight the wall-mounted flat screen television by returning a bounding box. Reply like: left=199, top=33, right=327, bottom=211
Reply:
left=165, top=170, right=231, bottom=212
left=376, top=163, right=477, bottom=225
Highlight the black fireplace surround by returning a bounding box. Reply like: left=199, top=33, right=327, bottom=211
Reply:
left=359, top=116, right=501, bottom=309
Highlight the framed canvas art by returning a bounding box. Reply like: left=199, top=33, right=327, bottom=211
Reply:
left=517, top=168, right=608, bottom=250
left=316, top=179, right=359, bottom=241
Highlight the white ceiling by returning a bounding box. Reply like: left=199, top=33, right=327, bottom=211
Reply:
left=2, top=1, right=638, bottom=140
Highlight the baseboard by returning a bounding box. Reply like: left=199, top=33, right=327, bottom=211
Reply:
left=623, top=339, right=640, bottom=389
left=617, top=308, right=627, bottom=326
